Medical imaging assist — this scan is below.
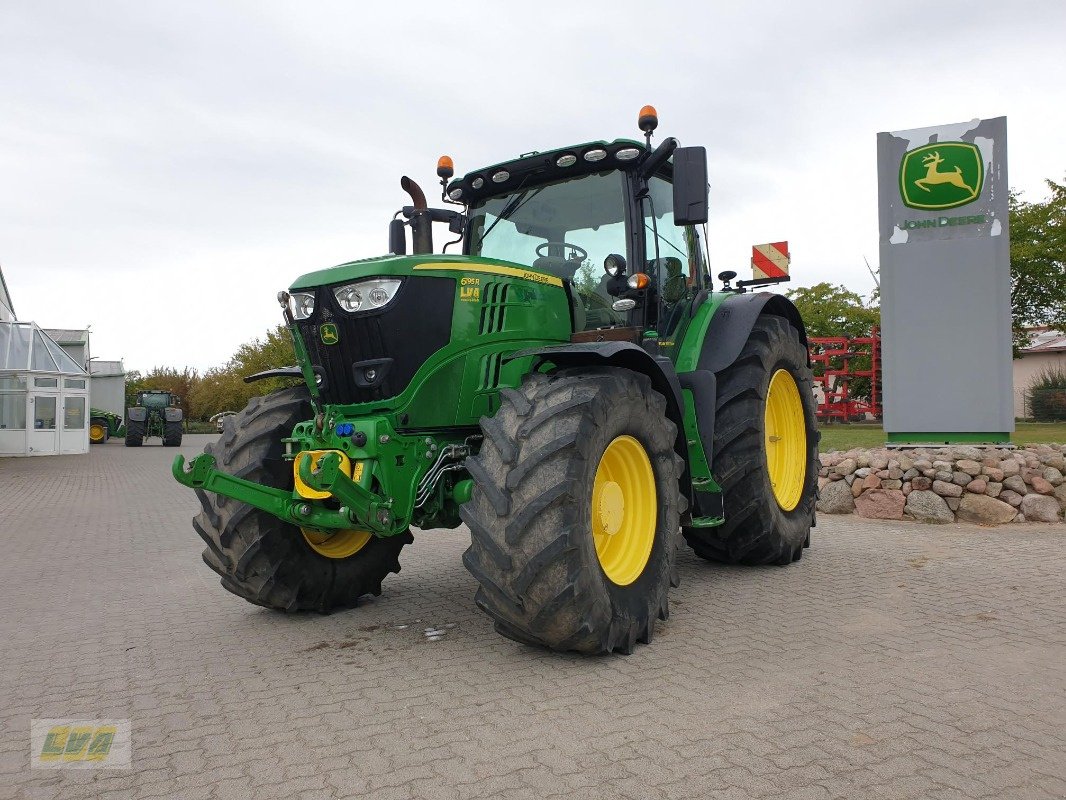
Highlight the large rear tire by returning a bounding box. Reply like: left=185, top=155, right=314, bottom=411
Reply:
left=163, top=420, right=183, bottom=447
left=124, top=419, right=144, bottom=447
left=462, top=368, right=683, bottom=654
left=192, top=386, right=410, bottom=612
left=683, top=315, right=818, bottom=565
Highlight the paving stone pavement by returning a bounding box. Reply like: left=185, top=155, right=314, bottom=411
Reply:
left=1, top=434, right=1064, bottom=800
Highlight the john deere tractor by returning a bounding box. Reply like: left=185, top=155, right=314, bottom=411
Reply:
left=173, top=107, right=817, bottom=654
left=89, top=409, right=124, bottom=444
left=126, top=390, right=183, bottom=447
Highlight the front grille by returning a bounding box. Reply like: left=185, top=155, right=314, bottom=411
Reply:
left=296, top=276, right=454, bottom=404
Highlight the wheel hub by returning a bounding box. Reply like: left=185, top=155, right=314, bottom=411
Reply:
left=764, top=368, right=807, bottom=511
left=591, top=435, right=656, bottom=586
left=301, top=528, right=372, bottom=559
left=597, top=481, right=625, bottom=536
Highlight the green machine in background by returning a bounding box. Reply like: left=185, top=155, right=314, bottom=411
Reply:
left=173, top=107, right=819, bottom=654
left=88, top=409, right=124, bottom=443
left=126, top=390, right=183, bottom=447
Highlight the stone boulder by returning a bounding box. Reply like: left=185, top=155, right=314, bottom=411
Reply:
left=835, top=458, right=858, bottom=476
left=999, top=489, right=1023, bottom=507
left=1043, top=467, right=1064, bottom=486
left=911, top=476, right=932, bottom=491
left=855, top=489, right=905, bottom=520
left=905, top=490, right=954, bottom=524
left=1020, top=494, right=1061, bottom=523
left=932, top=480, right=963, bottom=498
left=982, top=466, right=1004, bottom=482
left=965, top=479, right=987, bottom=494
left=1042, top=454, right=1066, bottom=472
left=956, top=493, right=1018, bottom=526
left=1003, top=475, right=1028, bottom=495
left=1031, top=476, right=1054, bottom=495
left=956, top=459, right=983, bottom=475
left=817, top=480, right=855, bottom=514
left=1054, top=483, right=1066, bottom=506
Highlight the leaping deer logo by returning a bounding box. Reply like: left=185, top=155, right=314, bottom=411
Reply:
left=913, top=151, right=977, bottom=199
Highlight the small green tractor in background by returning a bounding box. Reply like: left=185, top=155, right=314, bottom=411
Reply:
left=89, top=409, right=124, bottom=444
left=174, top=107, right=818, bottom=654
left=126, top=390, right=183, bottom=447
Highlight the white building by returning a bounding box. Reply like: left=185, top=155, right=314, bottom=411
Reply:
left=0, top=320, right=90, bottom=456
left=89, top=359, right=127, bottom=416
left=0, top=268, right=14, bottom=322
left=43, top=328, right=90, bottom=371
left=1013, top=327, right=1066, bottom=418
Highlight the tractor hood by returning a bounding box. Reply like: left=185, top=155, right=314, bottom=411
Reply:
left=289, top=254, right=562, bottom=292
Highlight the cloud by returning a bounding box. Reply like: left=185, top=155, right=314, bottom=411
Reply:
left=1, top=0, right=1064, bottom=370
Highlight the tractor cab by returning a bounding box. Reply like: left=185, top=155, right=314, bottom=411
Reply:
left=395, top=106, right=710, bottom=341
left=138, top=390, right=177, bottom=410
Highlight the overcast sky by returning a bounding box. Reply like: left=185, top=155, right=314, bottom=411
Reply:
left=2, top=0, right=1064, bottom=373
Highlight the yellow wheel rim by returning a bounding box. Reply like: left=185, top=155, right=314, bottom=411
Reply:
left=301, top=528, right=372, bottom=559
left=89, top=423, right=107, bottom=443
left=764, top=368, right=807, bottom=511
left=591, top=435, right=657, bottom=586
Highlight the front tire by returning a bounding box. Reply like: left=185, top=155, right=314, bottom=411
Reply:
left=462, top=368, right=683, bottom=654
left=192, top=386, right=410, bottom=612
left=683, top=315, right=818, bottom=565
left=89, top=418, right=109, bottom=444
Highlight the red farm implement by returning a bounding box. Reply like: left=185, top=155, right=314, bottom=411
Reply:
left=808, top=329, right=882, bottom=422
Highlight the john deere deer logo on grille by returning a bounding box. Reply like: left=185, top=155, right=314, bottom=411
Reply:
left=319, top=323, right=339, bottom=345
left=899, top=142, right=983, bottom=210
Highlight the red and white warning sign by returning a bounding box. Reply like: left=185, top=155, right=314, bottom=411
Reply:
left=751, top=241, right=790, bottom=280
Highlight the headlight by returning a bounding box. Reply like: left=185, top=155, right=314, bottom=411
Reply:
left=288, top=292, right=316, bottom=320
left=333, top=278, right=402, bottom=313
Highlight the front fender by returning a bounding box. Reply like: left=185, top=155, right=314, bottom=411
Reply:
left=507, top=341, right=690, bottom=505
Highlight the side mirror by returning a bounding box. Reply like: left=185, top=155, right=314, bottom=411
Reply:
left=388, top=219, right=407, bottom=256
left=672, top=146, right=708, bottom=225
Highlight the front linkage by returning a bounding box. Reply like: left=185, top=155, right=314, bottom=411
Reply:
left=173, top=413, right=474, bottom=539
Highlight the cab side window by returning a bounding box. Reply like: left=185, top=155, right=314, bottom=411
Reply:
left=643, top=176, right=704, bottom=333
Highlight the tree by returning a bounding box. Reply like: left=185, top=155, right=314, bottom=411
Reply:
left=1010, top=177, right=1066, bottom=352
left=785, top=282, right=880, bottom=339
left=786, top=282, right=880, bottom=401
left=185, top=325, right=299, bottom=420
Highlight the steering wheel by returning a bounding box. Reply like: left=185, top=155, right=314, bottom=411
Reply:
left=535, top=241, right=588, bottom=262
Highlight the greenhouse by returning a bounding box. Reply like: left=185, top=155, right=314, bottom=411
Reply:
left=0, top=320, right=90, bottom=456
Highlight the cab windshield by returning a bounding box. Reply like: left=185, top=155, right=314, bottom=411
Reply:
left=466, top=171, right=627, bottom=330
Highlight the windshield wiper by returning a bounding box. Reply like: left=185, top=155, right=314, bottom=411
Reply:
left=477, top=185, right=545, bottom=245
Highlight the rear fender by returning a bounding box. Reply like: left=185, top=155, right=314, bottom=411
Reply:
left=678, top=292, right=808, bottom=511
left=507, top=342, right=691, bottom=505
left=696, top=292, right=807, bottom=373
left=165, top=408, right=183, bottom=422
left=127, top=407, right=147, bottom=422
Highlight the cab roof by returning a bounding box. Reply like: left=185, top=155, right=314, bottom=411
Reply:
left=448, top=138, right=650, bottom=206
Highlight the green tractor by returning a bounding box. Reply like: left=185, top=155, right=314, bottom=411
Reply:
left=126, top=390, right=183, bottom=447
left=89, top=409, right=124, bottom=444
left=173, top=107, right=818, bottom=654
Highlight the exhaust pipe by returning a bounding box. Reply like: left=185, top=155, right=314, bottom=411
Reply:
left=401, top=176, right=433, bottom=254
